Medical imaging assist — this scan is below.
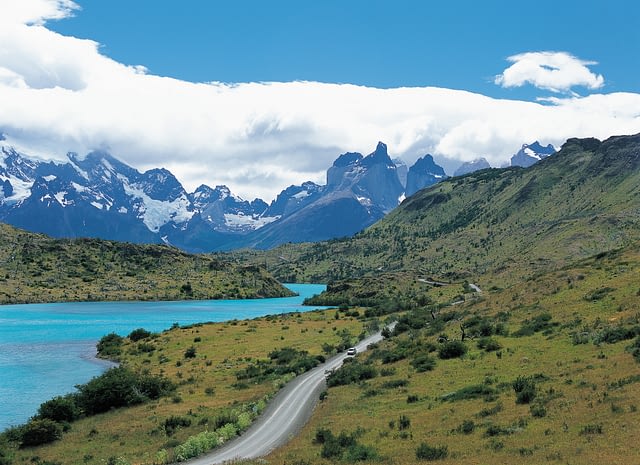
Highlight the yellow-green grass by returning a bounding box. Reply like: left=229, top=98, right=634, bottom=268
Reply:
left=265, top=247, right=640, bottom=464
left=9, top=308, right=366, bottom=465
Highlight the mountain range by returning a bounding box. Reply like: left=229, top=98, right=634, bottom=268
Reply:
left=250, top=133, right=640, bottom=285
left=0, top=136, right=552, bottom=251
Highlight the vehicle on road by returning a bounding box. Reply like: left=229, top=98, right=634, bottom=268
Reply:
left=346, top=347, right=357, bottom=356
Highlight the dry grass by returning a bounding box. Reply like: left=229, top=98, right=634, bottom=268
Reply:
left=265, top=247, right=640, bottom=465
left=9, top=308, right=365, bottom=465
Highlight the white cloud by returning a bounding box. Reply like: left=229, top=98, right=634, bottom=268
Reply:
left=0, top=4, right=638, bottom=202
left=495, top=51, right=605, bottom=93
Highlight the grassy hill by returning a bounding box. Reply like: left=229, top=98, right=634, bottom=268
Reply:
left=241, top=134, right=640, bottom=289
left=266, top=243, right=640, bottom=465
left=0, top=223, right=293, bottom=303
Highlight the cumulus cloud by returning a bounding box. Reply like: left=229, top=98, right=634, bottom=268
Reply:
left=0, top=3, right=638, bottom=201
left=495, top=51, right=605, bottom=93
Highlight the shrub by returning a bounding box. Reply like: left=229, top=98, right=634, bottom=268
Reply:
left=174, top=431, right=219, bottom=461
left=37, top=394, right=80, bottom=423
left=381, top=379, right=409, bottom=389
left=411, top=354, right=436, bottom=372
left=477, top=337, right=502, bottom=352
left=96, top=333, right=123, bottom=358
left=407, top=394, right=420, bottom=403
left=326, top=361, right=377, bottom=387
left=438, top=341, right=467, bottom=359
left=442, top=384, right=496, bottom=402
left=128, top=328, right=151, bottom=342
left=344, top=443, right=379, bottom=461
left=184, top=346, right=197, bottom=359
left=416, top=442, right=449, bottom=460
left=580, top=424, right=603, bottom=435
left=457, top=419, right=476, bottom=434
left=512, top=376, right=537, bottom=404
left=20, top=419, right=63, bottom=447
left=513, top=313, right=558, bottom=337
left=530, top=403, right=547, bottom=418
left=75, top=366, right=175, bottom=415
left=398, top=415, right=411, bottom=430
left=163, top=416, right=192, bottom=436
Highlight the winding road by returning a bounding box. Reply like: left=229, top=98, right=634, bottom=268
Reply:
left=184, top=329, right=389, bottom=464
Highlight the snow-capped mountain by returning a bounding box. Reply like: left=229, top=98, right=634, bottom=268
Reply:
left=0, top=138, right=449, bottom=251
left=234, top=142, right=408, bottom=249
left=453, top=157, right=491, bottom=176
left=190, top=184, right=273, bottom=233
left=510, top=141, right=556, bottom=168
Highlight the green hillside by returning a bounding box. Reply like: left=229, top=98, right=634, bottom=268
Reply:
left=0, top=224, right=293, bottom=304
left=243, top=134, right=640, bottom=289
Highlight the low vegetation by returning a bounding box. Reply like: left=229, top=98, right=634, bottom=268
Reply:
left=0, top=308, right=366, bottom=464
left=263, top=244, right=640, bottom=465
left=0, top=224, right=292, bottom=304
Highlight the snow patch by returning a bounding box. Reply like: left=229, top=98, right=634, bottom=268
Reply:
left=224, top=213, right=279, bottom=230
left=293, top=190, right=310, bottom=200
left=43, top=175, right=56, bottom=182
left=123, top=182, right=194, bottom=232
left=356, top=196, right=372, bottom=207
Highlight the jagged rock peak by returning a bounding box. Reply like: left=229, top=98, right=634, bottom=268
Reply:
left=362, top=141, right=394, bottom=167
left=333, top=152, right=363, bottom=167
left=453, top=158, right=491, bottom=176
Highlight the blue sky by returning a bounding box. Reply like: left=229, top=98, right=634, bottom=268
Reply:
left=49, top=0, right=639, bottom=98
left=1, top=0, right=639, bottom=200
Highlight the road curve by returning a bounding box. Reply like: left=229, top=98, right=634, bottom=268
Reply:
left=184, top=329, right=388, bottom=465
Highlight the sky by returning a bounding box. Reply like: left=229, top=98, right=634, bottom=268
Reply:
left=0, top=0, right=639, bottom=201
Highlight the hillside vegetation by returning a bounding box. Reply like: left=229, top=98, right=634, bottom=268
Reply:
left=0, top=224, right=293, bottom=304
left=242, top=134, right=640, bottom=288
left=265, top=243, right=640, bottom=465
left=1, top=308, right=368, bottom=465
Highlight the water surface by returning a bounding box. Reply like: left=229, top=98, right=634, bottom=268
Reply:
left=0, top=284, right=325, bottom=430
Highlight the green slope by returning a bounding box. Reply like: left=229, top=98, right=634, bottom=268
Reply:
left=244, top=133, right=640, bottom=287
left=0, top=223, right=293, bottom=304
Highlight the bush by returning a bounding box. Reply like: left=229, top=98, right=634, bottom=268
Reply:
left=20, top=419, right=63, bottom=447
left=76, top=366, right=175, bottom=415
left=411, top=354, right=436, bottom=372
left=442, top=384, right=496, bottom=402
left=416, top=442, right=449, bottom=460
left=326, top=361, right=377, bottom=387
left=128, top=328, right=151, bottom=342
left=381, top=379, right=409, bottom=389
left=530, top=403, right=547, bottom=418
left=163, top=416, right=192, bottom=436
left=438, top=340, right=467, bottom=359
left=96, top=333, right=123, bottom=358
left=174, top=431, right=219, bottom=461
left=37, top=394, right=80, bottom=423
left=512, top=376, right=537, bottom=404
left=476, top=337, right=502, bottom=352
left=457, top=419, right=476, bottom=434
left=184, top=346, right=197, bottom=359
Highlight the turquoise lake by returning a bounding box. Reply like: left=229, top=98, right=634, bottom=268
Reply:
left=0, top=283, right=325, bottom=431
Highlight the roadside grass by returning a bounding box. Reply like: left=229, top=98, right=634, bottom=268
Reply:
left=6, top=308, right=366, bottom=465
left=264, top=247, right=640, bottom=464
